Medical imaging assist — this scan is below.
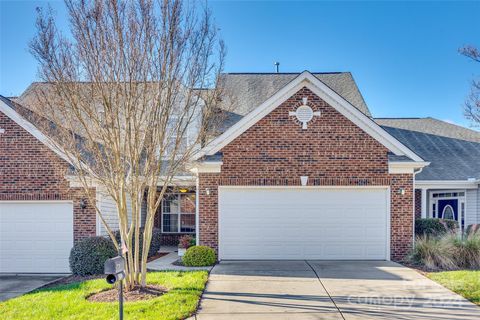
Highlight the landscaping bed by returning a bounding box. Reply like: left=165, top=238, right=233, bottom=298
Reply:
left=0, top=271, right=208, bottom=320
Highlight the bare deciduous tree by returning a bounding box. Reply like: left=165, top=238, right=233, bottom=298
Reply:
left=29, top=0, right=225, bottom=289
left=459, top=45, right=480, bottom=126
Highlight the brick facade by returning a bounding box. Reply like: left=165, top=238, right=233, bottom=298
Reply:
left=414, top=189, right=422, bottom=219
left=0, top=110, right=96, bottom=241
left=198, top=87, right=414, bottom=261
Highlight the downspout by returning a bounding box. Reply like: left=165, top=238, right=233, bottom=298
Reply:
left=195, top=174, right=200, bottom=246
left=412, top=166, right=426, bottom=249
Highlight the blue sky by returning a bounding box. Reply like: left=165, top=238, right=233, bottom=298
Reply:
left=1, top=1, right=479, bottom=128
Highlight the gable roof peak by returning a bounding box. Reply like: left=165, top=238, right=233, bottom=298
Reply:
left=197, top=72, right=424, bottom=163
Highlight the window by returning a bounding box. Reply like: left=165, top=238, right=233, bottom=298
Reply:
left=162, top=193, right=196, bottom=233
left=442, top=205, right=454, bottom=220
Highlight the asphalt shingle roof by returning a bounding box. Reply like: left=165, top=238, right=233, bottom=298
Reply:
left=218, top=72, right=371, bottom=117
left=383, top=126, right=480, bottom=181
left=375, top=117, right=480, bottom=143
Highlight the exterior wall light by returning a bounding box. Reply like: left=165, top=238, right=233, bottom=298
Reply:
left=80, top=198, right=88, bottom=209
left=205, top=188, right=211, bottom=196
left=398, top=188, right=405, bottom=195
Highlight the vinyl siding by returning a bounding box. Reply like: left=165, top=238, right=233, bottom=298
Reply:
left=96, top=189, right=142, bottom=236
left=466, top=188, right=479, bottom=227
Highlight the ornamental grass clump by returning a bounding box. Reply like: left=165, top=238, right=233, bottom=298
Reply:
left=410, top=231, right=480, bottom=271
left=410, top=235, right=457, bottom=271
left=452, top=233, right=480, bottom=269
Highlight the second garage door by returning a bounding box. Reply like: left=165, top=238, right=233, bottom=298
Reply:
left=0, top=201, right=73, bottom=273
left=218, top=187, right=389, bottom=260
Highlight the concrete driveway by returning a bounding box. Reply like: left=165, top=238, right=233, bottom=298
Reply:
left=0, top=275, right=62, bottom=302
left=195, top=261, right=480, bottom=319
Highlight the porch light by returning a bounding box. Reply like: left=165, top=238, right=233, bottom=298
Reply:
left=179, top=188, right=189, bottom=193
left=80, top=198, right=88, bottom=209
left=205, top=188, right=211, bottom=196
left=398, top=188, right=405, bottom=195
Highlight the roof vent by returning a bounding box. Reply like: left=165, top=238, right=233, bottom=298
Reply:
left=274, top=62, right=280, bottom=73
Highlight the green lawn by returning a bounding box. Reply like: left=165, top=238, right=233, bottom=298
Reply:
left=427, top=270, right=480, bottom=305
left=0, top=271, right=208, bottom=320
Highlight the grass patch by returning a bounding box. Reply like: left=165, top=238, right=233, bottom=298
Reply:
left=427, top=270, right=480, bottom=305
left=0, top=271, right=208, bottom=320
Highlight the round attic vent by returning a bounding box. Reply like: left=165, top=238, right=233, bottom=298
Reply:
left=295, top=105, right=314, bottom=123
left=288, top=97, right=321, bottom=129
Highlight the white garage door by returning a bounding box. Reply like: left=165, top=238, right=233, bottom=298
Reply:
left=0, top=202, right=73, bottom=273
left=219, top=187, right=389, bottom=260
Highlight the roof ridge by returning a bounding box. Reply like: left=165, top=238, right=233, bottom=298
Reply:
left=374, top=117, right=424, bottom=119
left=221, top=72, right=348, bottom=75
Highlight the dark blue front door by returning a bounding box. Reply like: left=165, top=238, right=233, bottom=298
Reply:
left=438, top=199, right=458, bottom=220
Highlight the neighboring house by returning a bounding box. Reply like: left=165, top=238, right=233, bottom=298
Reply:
left=1, top=71, right=479, bottom=273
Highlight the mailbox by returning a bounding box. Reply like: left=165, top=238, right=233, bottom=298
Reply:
left=104, top=256, right=125, bottom=284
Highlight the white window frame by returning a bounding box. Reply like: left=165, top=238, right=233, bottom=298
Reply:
left=161, top=193, right=196, bottom=234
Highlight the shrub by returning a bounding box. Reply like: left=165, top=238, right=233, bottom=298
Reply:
left=179, top=235, right=196, bottom=249
left=415, top=218, right=457, bottom=237
left=409, top=235, right=457, bottom=271
left=69, top=236, right=117, bottom=275
left=182, top=246, right=216, bottom=267
left=113, top=227, right=162, bottom=258
left=442, top=219, right=458, bottom=233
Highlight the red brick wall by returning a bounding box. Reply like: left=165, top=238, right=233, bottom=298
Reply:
left=198, top=86, right=414, bottom=260
left=414, top=189, right=422, bottom=219
left=198, top=173, right=220, bottom=251
left=221, top=87, right=389, bottom=180
left=391, top=175, right=414, bottom=260
left=0, top=110, right=96, bottom=241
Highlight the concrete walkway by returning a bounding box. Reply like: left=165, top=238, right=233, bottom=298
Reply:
left=195, top=260, right=480, bottom=319
left=147, top=252, right=213, bottom=271
left=0, top=275, right=63, bottom=302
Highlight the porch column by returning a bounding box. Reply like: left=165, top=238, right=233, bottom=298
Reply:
left=421, top=188, right=428, bottom=218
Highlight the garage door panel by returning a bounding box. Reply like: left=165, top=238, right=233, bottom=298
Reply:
left=219, top=188, right=388, bottom=260
left=0, top=202, right=73, bottom=273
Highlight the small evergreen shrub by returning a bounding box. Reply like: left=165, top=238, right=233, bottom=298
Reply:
left=442, top=219, right=458, bottom=233
left=415, top=218, right=457, bottom=237
left=69, top=236, right=116, bottom=275
left=182, top=246, right=216, bottom=267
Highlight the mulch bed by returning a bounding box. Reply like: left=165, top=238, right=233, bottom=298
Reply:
left=147, top=252, right=169, bottom=263
left=172, top=258, right=185, bottom=266
left=87, top=285, right=168, bottom=302
left=401, top=262, right=437, bottom=275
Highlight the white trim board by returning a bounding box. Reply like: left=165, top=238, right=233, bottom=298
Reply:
left=389, top=161, right=430, bottom=174
left=0, top=98, right=72, bottom=164
left=415, top=180, right=479, bottom=190
left=196, top=71, right=424, bottom=162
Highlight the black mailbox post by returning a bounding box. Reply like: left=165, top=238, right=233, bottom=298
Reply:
left=105, top=255, right=125, bottom=320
